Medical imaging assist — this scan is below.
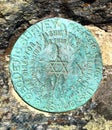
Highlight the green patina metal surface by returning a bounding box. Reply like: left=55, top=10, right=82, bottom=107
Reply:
left=9, top=17, right=103, bottom=112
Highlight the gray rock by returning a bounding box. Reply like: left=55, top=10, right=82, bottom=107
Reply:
left=93, top=66, right=112, bottom=120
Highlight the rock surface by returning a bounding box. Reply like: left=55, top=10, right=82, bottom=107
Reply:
left=0, top=25, right=111, bottom=129
left=85, top=26, right=112, bottom=120
left=0, top=62, right=95, bottom=130
left=84, top=116, right=112, bottom=130
left=93, top=66, right=112, bottom=120
left=0, top=0, right=112, bottom=51
left=86, top=26, right=112, bottom=66
left=0, top=0, right=112, bottom=130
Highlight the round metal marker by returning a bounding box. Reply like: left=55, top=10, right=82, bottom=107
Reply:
left=10, top=18, right=103, bottom=112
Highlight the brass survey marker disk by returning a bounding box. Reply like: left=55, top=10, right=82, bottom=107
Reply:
left=10, top=18, right=103, bottom=112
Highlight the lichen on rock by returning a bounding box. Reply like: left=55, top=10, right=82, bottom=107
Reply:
left=83, top=116, right=112, bottom=130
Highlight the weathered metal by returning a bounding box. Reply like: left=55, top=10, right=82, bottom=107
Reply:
left=9, top=18, right=103, bottom=112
